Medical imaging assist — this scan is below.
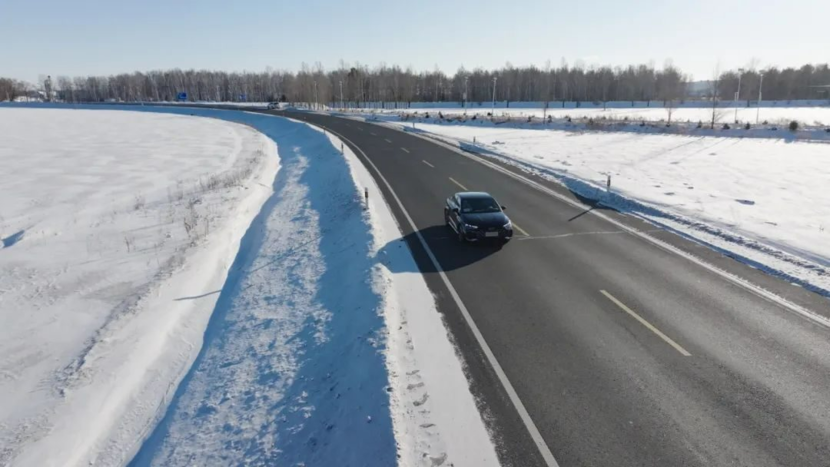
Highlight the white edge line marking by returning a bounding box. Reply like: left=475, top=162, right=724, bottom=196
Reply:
left=401, top=147, right=410, bottom=153
left=600, top=290, right=692, bottom=356
left=380, top=121, right=830, bottom=331
left=317, top=125, right=560, bottom=467
left=422, top=160, right=435, bottom=168
left=449, top=177, right=468, bottom=191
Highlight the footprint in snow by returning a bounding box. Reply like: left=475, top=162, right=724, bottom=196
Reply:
left=735, top=199, right=756, bottom=206
left=664, top=192, right=676, bottom=196
left=413, top=393, right=429, bottom=407
left=430, top=452, right=448, bottom=466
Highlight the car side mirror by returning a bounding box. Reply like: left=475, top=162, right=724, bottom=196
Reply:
left=501, top=205, right=507, bottom=210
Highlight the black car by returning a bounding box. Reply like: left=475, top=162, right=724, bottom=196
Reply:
left=444, top=192, right=513, bottom=243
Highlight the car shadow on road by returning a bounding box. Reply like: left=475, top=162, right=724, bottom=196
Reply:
left=375, top=224, right=504, bottom=274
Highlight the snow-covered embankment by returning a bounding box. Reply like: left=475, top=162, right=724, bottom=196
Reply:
left=0, top=109, right=278, bottom=465
left=125, top=110, right=498, bottom=467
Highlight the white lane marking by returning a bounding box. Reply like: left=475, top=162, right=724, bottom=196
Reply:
left=600, top=290, right=692, bottom=357
left=449, top=177, right=468, bottom=191
left=422, top=160, right=435, bottom=168
left=401, top=147, right=410, bottom=153
left=392, top=125, right=830, bottom=331
left=316, top=125, right=560, bottom=467
left=356, top=126, right=364, bottom=131
left=448, top=217, right=458, bottom=233
left=370, top=131, right=378, bottom=136
left=516, top=231, right=624, bottom=241
left=512, top=223, right=530, bottom=237
left=385, top=138, right=393, bottom=143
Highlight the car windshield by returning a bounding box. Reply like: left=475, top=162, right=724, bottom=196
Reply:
left=461, top=197, right=501, bottom=214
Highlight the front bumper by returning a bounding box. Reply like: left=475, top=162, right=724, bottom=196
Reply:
left=462, top=226, right=513, bottom=241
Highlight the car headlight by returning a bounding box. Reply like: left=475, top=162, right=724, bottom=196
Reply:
left=463, top=223, right=478, bottom=230
left=503, top=220, right=512, bottom=229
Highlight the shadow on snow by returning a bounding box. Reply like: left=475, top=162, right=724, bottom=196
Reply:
left=116, top=108, right=397, bottom=466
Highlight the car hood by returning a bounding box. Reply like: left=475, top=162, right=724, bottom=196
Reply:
left=461, top=211, right=509, bottom=228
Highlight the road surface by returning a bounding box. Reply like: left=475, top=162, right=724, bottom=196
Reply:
left=271, top=110, right=830, bottom=467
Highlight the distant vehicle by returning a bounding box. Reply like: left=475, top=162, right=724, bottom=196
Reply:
left=445, top=192, right=512, bottom=243
left=267, top=102, right=280, bottom=110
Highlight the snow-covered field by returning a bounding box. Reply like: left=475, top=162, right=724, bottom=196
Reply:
left=0, top=106, right=498, bottom=467
left=363, top=117, right=830, bottom=298
left=0, top=109, right=278, bottom=465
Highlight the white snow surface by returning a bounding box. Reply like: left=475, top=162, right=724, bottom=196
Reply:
left=365, top=117, right=830, bottom=297
left=0, top=109, right=279, bottom=466
left=326, top=128, right=500, bottom=467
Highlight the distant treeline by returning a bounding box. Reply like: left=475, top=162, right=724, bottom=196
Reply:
left=3, top=61, right=829, bottom=105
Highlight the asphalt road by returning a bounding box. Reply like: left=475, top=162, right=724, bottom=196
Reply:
left=267, top=110, right=830, bottom=467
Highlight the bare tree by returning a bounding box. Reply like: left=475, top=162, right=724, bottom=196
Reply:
left=709, top=65, right=724, bottom=129
left=29, top=59, right=829, bottom=106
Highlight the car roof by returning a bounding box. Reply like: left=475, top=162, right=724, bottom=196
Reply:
left=457, top=191, right=495, bottom=200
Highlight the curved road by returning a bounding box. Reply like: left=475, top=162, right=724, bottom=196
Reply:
left=266, top=110, right=830, bottom=467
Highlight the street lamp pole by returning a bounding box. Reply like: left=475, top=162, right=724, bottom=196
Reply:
left=491, top=76, right=498, bottom=117
left=339, top=80, right=344, bottom=110
left=313, top=80, right=318, bottom=110
left=756, top=72, right=764, bottom=124
left=464, top=76, right=468, bottom=114
left=734, top=68, right=744, bottom=122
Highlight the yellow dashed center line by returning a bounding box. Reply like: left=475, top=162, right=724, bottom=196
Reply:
left=449, top=177, right=468, bottom=191
left=512, top=223, right=530, bottom=237
left=600, top=290, right=692, bottom=357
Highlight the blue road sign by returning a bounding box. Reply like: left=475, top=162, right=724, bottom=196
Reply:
left=176, top=92, right=187, bottom=101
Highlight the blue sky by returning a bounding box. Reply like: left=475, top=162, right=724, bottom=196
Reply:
left=3, top=0, right=828, bottom=83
